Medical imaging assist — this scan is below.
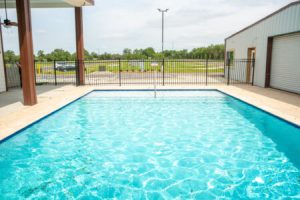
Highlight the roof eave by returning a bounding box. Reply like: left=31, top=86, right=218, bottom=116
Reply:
left=84, top=0, right=94, bottom=6
left=225, top=0, right=300, bottom=41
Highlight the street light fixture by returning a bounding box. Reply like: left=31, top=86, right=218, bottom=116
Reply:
left=157, top=8, right=169, bottom=56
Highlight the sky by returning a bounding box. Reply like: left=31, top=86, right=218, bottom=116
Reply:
left=0, top=0, right=295, bottom=54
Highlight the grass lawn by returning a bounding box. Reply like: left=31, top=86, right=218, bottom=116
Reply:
left=34, top=60, right=225, bottom=75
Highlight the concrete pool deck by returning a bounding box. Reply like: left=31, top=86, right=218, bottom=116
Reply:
left=0, top=85, right=299, bottom=141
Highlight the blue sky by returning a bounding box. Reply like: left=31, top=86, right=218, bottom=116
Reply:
left=0, top=0, right=294, bottom=54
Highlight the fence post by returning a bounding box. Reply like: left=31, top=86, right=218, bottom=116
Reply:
left=118, top=58, right=121, bottom=86
left=75, top=60, right=79, bottom=86
left=251, top=59, right=255, bottom=86
left=33, top=60, right=36, bottom=86
left=205, top=56, right=208, bottom=86
left=54, top=60, right=57, bottom=86
left=19, top=61, right=26, bottom=88
left=227, top=57, right=231, bottom=85
left=162, top=58, right=165, bottom=86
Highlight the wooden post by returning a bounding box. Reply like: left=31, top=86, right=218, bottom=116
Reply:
left=75, top=7, right=85, bottom=85
left=16, top=0, right=37, bottom=105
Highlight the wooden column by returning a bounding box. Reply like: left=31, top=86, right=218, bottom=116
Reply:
left=75, top=7, right=85, bottom=85
left=16, top=0, right=37, bottom=105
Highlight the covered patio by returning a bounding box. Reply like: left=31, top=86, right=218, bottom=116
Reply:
left=0, top=0, right=94, bottom=105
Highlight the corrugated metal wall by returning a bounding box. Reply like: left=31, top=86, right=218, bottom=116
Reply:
left=0, top=29, right=6, bottom=93
left=226, top=3, right=300, bottom=87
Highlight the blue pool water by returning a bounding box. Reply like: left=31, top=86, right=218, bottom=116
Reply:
left=0, top=90, right=300, bottom=199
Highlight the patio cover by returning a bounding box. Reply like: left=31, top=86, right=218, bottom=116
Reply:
left=0, top=0, right=94, bottom=8
left=0, top=0, right=94, bottom=104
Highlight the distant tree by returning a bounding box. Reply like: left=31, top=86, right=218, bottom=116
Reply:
left=123, top=48, right=131, bottom=55
left=84, top=49, right=91, bottom=60
left=142, top=47, right=155, bottom=59
left=163, top=50, right=176, bottom=58
left=90, top=52, right=99, bottom=60
left=123, top=48, right=132, bottom=59
left=99, top=52, right=113, bottom=60
left=37, top=50, right=46, bottom=61
left=3, top=44, right=225, bottom=62
left=4, top=50, right=19, bottom=62
left=190, top=44, right=224, bottom=59
left=132, top=49, right=146, bottom=59
left=70, top=53, right=76, bottom=60
left=46, top=49, right=73, bottom=61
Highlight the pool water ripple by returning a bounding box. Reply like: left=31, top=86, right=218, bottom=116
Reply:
left=0, top=91, right=300, bottom=199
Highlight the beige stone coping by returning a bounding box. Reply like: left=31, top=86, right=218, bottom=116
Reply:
left=0, top=85, right=299, bottom=141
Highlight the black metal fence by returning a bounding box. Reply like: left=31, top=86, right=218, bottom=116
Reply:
left=5, top=59, right=255, bottom=89
left=34, top=60, right=77, bottom=85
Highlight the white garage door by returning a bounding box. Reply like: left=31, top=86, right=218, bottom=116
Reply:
left=270, top=32, right=300, bottom=94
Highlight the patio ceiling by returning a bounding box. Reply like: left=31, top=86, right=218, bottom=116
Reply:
left=0, top=0, right=94, bottom=8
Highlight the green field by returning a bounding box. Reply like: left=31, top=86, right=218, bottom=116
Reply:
left=33, top=60, right=225, bottom=75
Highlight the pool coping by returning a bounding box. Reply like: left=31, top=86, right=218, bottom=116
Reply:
left=0, top=88, right=299, bottom=143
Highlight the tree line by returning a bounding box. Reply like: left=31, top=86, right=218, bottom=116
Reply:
left=4, top=44, right=224, bottom=62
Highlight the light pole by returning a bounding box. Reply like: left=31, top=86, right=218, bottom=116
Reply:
left=158, top=8, right=169, bottom=56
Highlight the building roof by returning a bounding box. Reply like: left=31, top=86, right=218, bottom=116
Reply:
left=0, top=0, right=94, bottom=8
left=225, top=0, right=300, bottom=40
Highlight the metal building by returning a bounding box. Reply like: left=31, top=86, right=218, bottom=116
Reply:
left=0, top=26, right=5, bottom=93
left=225, top=1, right=300, bottom=94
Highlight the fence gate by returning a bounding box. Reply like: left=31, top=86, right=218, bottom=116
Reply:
left=34, top=60, right=77, bottom=86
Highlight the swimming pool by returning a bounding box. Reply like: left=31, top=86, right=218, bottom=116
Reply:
left=0, top=90, right=300, bottom=199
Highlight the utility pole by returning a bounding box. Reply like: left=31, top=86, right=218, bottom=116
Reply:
left=158, top=8, right=169, bottom=56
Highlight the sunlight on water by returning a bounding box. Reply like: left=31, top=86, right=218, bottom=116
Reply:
left=0, top=91, right=300, bottom=199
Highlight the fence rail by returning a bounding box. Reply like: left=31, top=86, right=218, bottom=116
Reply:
left=4, top=59, right=255, bottom=89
